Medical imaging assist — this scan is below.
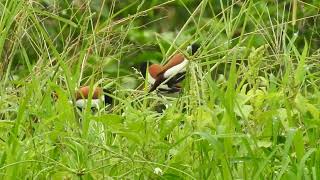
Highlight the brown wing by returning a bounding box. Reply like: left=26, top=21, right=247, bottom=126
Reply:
left=148, top=64, right=163, bottom=78
left=76, top=86, right=102, bottom=100
left=162, top=53, right=185, bottom=72
left=149, top=54, right=185, bottom=92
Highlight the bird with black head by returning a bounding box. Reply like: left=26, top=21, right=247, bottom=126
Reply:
left=140, top=43, right=200, bottom=93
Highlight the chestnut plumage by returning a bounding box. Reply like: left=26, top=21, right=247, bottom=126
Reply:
left=147, top=43, right=200, bottom=92
left=75, top=86, right=112, bottom=109
left=140, top=63, right=183, bottom=93
left=75, top=86, right=103, bottom=100
left=149, top=53, right=187, bottom=92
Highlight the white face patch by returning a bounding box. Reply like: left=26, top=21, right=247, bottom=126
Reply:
left=163, top=59, right=188, bottom=78
left=75, top=98, right=103, bottom=109
left=147, top=72, right=156, bottom=84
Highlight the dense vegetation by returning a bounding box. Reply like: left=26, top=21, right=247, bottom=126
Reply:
left=0, top=0, right=320, bottom=179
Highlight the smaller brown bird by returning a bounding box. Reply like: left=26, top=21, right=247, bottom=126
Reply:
left=75, top=86, right=112, bottom=109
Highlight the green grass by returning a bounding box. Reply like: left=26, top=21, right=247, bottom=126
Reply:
left=0, top=0, right=320, bottom=179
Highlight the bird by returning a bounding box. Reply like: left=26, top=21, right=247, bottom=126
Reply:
left=74, top=86, right=112, bottom=110
left=140, top=43, right=200, bottom=93
left=140, top=63, right=181, bottom=93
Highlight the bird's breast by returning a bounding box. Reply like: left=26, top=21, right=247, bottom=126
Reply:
left=75, top=98, right=103, bottom=109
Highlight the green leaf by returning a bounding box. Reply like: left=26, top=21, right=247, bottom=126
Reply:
left=33, top=9, right=78, bottom=28
left=295, top=40, right=308, bottom=86
left=297, top=148, right=316, bottom=179
left=293, top=130, right=305, bottom=162
left=92, top=114, right=123, bottom=125
left=117, top=131, right=142, bottom=144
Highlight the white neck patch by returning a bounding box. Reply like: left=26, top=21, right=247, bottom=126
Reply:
left=163, top=59, right=188, bottom=78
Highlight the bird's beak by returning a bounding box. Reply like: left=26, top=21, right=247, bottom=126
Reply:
left=186, top=45, right=192, bottom=54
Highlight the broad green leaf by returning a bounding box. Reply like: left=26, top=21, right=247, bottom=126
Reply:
left=293, top=130, right=305, bottom=162
left=295, top=40, right=308, bottom=86
left=92, top=114, right=123, bottom=125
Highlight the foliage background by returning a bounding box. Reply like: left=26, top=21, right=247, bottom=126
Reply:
left=0, top=0, right=320, bottom=179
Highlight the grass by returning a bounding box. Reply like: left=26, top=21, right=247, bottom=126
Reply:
left=0, top=0, right=320, bottom=179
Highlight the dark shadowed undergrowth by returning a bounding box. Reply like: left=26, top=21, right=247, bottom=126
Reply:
left=0, top=0, right=320, bottom=179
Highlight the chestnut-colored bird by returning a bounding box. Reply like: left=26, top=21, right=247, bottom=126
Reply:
left=140, top=43, right=200, bottom=93
left=140, top=63, right=182, bottom=92
left=75, top=86, right=112, bottom=109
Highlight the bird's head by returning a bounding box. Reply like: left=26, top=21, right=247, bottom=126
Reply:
left=75, top=86, right=112, bottom=108
left=139, top=62, right=148, bottom=78
left=102, top=88, right=113, bottom=105
left=187, top=43, right=200, bottom=55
